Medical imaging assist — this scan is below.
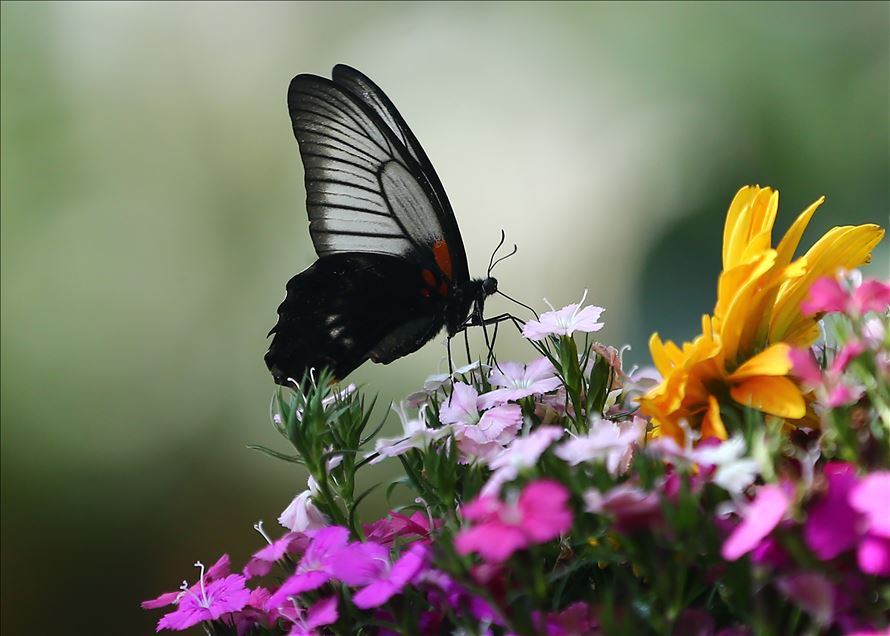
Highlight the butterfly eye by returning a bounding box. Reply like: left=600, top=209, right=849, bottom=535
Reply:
left=482, top=277, right=498, bottom=295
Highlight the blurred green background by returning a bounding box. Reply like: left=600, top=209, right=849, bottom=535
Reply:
left=1, top=2, right=887, bottom=633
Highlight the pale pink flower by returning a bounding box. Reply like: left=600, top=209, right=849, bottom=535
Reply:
left=369, top=403, right=451, bottom=464
left=481, top=426, right=565, bottom=496
left=554, top=416, right=644, bottom=475
left=479, top=358, right=563, bottom=408
left=584, top=483, right=661, bottom=531
left=522, top=291, right=605, bottom=341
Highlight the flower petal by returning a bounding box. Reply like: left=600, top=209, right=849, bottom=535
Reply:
left=729, top=376, right=805, bottom=418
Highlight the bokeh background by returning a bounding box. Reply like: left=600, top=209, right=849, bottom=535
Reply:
left=2, top=2, right=888, bottom=634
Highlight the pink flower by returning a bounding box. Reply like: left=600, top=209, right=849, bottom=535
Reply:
left=830, top=340, right=867, bottom=374
left=455, top=480, right=573, bottom=563
left=801, top=274, right=890, bottom=317
left=481, top=426, right=565, bottom=496
left=522, top=291, right=605, bottom=341
left=852, top=278, right=890, bottom=314
left=722, top=483, right=793, bottom=561
left=849, top=472, right=890, bottom=576
left=154, top=562, right=250, bottom=632
left=802, top=277, right=849, bottom=315
left=478, top=358, right=563, bottom=408
left=789, top=347, right=823, bottom=387
left=583, top=483, right=662, bottom=532
left=554, top=416, right=644, bottom=475
left=283, top=596, right=339, bottom=636
left=244, top=529, right=310, bottom=578
left=265, top=526, right=350, bottom=610
left=804, top=463, right=860, bottom=561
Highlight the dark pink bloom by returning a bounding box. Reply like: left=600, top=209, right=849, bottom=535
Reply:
left=363, top=510, right=434, bottom=546
left=804, top=463, right=860, bottom=561
left=801, top=277, right=848, bottom=316
left=776, top=572, right=834, bottom=627
left=156, top=571, right=250, bottom=632
left=234, top=587, right=275, bottom=635
left=244, top=531, right=310, bottom=578
left=265, top=526, right=350, bottom=611
left=142, top=554, right=232, bottom=610
left=722, top=483, right=792, bottom=561
left=531, top=601, right=598, bottom=636
left=455, top=479, right=573, bottom=563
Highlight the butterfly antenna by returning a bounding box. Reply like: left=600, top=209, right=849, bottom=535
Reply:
left=486, top=230, right=507, bottom=278
left=496, top=289, right=540, bottom=320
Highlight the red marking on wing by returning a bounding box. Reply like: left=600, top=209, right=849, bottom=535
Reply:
left=437, top=281, right=449, bottom=297
left=421, top=269, right=437, bottom=287
left=432, top=240, right=453, bottom=280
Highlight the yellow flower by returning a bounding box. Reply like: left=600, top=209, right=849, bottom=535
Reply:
left=640, top=186, right=884, bottom=444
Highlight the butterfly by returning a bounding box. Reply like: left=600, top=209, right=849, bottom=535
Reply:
left=265, top=64, right=499, bottom=385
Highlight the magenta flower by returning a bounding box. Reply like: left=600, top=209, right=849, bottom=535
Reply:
left=455, top=479, right=573, bottom=563
left=154, top=562, right=250, bottom=632
left=481, top=426, right=565, bottom=495
left=722, top=483, right=793, bottom=561
left=244, top=527, right=310, bottom=578
left=522, top=291, right=605, bottom=341
left=852, top=278, right=890, bottom=314
left=478, top=358, right=563, bottom=409
left=142, top=554, right=232, bottom=610
left=555, top=416, right=644, bottom=475
left=804, top=462, right=860, bottom=561
left=265, top=526, right=350, bottom=611
left=282, top=595, right=339, bottom=636
left=353, top=543, right=430, bottom=609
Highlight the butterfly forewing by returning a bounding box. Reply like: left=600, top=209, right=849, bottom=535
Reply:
left=289, top=74, right=453, bottom=276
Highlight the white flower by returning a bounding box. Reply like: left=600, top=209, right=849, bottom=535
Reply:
left=278, top=476, right=329, bottom=532
left=368, top=403, right=451, bottom=464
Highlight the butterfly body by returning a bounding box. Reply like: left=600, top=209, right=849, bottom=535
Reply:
left=265, top=65, right=495, bottom=385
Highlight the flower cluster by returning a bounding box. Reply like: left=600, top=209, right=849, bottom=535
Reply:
left=145, top=186, right=889, bottom=635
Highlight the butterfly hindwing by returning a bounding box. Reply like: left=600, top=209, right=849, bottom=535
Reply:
left=264, top=253, right=446, bottom=383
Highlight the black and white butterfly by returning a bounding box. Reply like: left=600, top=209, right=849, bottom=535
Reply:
left=265, top=65, right=499, bottom=385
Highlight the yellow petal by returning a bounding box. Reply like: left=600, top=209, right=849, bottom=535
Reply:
left=723, top=186, right=777, bottom=269
left=728, top=343, right=793, bottom=380
left=701, top=395, right=728, bottom=440
left=730, top=376, right=805, bottom=418
left=775, top=196, right=824, bottom=269
left=770, top=224, right=885, bottom=341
